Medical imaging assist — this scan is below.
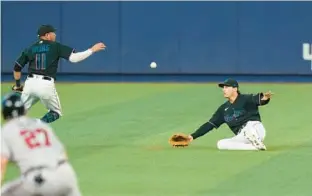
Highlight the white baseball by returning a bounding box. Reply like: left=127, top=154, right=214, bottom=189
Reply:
left=150, top=62, right=157, bottom=68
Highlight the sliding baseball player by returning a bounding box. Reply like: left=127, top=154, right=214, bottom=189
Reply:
left=169, top=78, right=273, bottom=150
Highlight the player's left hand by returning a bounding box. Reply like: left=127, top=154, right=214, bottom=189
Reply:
left=262, top=91, right=274, bottom=100
left=12, top=85, right=24, bottom=93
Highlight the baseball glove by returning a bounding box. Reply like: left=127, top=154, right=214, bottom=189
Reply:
left=12, top=85, right=24, bottom=93
left=168, top=133, right=191, bottom=147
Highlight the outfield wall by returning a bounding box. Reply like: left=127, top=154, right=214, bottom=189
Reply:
left=1, top=1, right=312, bottom=82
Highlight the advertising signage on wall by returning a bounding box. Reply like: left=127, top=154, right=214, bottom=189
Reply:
left=303, top=43, right=312, bottom=71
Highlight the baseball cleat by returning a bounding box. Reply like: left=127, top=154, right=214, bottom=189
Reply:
left=244, top=130, right=266, bottom=151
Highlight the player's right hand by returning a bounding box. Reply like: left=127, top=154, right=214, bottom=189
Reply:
left=263, top=91, right=274, bottom=100
left=91, top=42, right=106, bottom=53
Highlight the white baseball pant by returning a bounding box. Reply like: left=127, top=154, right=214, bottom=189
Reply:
left=21, top=74, right=62, bottom=116
left=217, top=121, right=266, bottom=150
left=1, top=162, right=82, bottom=196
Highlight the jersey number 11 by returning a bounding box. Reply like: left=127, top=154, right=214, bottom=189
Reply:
left=35, top=53, right=47, bottom=70
left=20, top=129, right=51, bottom=149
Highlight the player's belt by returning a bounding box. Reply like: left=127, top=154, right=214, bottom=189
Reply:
left=22, top=159, right=67, bottom=176
left=28, top=73, right=53, bottom=81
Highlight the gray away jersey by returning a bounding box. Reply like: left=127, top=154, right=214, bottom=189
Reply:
left=1, top=116, right=66, bottom=174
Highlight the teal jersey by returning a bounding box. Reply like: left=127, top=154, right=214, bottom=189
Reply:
left=15, top=40, right=74, bottom=79
left=209, top=93, right=268, bottom=135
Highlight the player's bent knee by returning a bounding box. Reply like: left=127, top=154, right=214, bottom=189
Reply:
left=217, top=139, right=228, bottom=150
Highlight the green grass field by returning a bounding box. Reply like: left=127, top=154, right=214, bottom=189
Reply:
left=1, top=82, right=312, bottom=196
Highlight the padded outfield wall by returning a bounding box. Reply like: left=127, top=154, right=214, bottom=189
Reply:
left=1, top=1, right=312, bottom=82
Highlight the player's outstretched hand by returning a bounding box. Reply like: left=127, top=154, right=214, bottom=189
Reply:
left=91, top=42, right=106, bottom=53
left=263, top=91, right=274, bottom=100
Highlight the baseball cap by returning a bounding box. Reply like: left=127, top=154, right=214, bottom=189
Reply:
left=37, top=24, right=56, bottom=36
left=218, top=78, right=239, bottom=88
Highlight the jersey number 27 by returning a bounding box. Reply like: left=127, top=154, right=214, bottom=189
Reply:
left=20, top=129, right=51, bottom=149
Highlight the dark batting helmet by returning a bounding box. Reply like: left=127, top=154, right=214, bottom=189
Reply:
left=2, top=92, right=25, bottom=120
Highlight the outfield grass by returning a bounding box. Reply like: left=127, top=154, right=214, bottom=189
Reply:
left=1, top=83, right=312, bottom=196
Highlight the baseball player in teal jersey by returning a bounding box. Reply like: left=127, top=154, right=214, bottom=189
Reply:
left=12, top=24, right=105, bottom=123
left=189, top=78, right=274, bottom=150
left=170, top=78, right=274, bottom=150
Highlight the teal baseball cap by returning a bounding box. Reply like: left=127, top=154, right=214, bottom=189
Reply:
left=218, top=78, right=239, bottom=88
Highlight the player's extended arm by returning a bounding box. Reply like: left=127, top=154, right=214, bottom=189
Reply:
left=13, top=62, right=24, bottom=89
left=189, top=121, right=216, bottom=140
left=0, top=156, right=8, bottom=185
left=13, top=70, right=22, bottom=86
left=169, top=107, right=223, bottom=147
left=68, top=43, right=105, bottom=63
left=68, top=49, right=93, bottom=63
left=12, top=49, right=28, bottom=90
left=188, top=106, right=225, bottom=141
left=168, top=121, right=215, bottom=147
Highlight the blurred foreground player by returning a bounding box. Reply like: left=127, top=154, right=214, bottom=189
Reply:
left=1, top=93, right=82, bottom=196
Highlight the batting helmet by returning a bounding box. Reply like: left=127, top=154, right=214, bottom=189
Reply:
left=2, top=92, right=25, bottom=120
